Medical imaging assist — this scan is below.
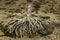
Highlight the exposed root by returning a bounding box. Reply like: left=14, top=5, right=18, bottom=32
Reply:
left=1, top=17, right=54, bottom=38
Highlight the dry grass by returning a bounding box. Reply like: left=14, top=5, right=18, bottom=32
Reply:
left=0, top=0, right=60, bottom=40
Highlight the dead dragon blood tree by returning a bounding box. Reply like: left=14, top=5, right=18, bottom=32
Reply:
left=1, top=4, right=54, bottom=38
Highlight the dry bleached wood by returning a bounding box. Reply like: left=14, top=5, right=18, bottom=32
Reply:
left=2, top=17, right=54, bottom=38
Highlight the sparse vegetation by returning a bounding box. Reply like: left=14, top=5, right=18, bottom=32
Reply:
left=5, top=2, right=11, bottom=5
left=0, top=8, right=6, bottom=10
left=27, top=0, right=32, bottom=2
left=14, top=9, right=21, bottom=13
left=33, top=1, right=41, bottom=13
left=40, top=16, right=50, bottom=19
left=5, top=1, right=16, bottom=5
